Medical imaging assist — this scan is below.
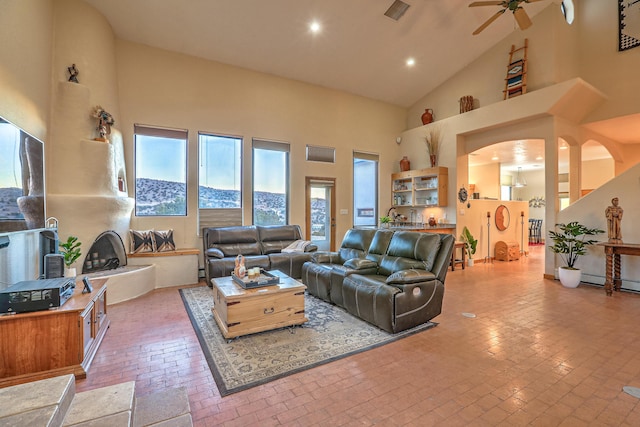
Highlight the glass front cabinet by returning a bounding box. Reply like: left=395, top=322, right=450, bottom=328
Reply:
left=391, top=167, right=448, bottom=207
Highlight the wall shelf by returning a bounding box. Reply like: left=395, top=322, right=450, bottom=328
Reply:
left=392, top=167, right=448, bottom=207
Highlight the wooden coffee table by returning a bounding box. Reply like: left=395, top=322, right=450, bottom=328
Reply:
left=210, top=270, right=307, bottom=339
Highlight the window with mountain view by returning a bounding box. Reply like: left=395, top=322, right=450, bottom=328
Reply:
left=353, top=151, right=379, bottom=226
left=253, top=139, right=289, bottom=225
left=134, top=125, right=188, bottom=216
left=199, top=134, right=242, bottom=208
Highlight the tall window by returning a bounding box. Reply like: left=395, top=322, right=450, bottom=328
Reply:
left=252, top=139, right=289, bottom=225
left=134, top=125, right=188, bottom=216
left=353, top=151, right=379, bottom=226
left=199, top=134, right=242, bottom=208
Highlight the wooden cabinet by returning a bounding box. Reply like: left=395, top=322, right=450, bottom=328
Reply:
left=392, top=167, right=448, bottom=207
left=0, top=280, right=109, bottom=387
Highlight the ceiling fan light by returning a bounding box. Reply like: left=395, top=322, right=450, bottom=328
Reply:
left=384, top=0, right=411, bottom=21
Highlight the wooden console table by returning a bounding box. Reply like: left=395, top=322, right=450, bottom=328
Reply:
left=598, top=242, right=640, bottom=296
left=0, top=279, right=109, bottom=387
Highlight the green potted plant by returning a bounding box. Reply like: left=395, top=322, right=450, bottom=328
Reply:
left=548, top=221, right=604, bottom=288
left=380, top=216, right=391, bottom=228
left=59, top=236, right=82, bottom=277
left=460, top=226, right=477, bottom=266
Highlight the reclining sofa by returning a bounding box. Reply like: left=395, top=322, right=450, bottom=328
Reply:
left=302, top=228, right=454, bottom=333
left=203, top=225, right=317, bottom=285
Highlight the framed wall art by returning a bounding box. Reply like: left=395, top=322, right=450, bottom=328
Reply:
left=619, top=0, right=640, bottom=51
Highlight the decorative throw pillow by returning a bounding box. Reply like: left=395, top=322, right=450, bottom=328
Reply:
left=153, top=229, right=176, bottom=252
left=129, top=229, right=155, bottom=254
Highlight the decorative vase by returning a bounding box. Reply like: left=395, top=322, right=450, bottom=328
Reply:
left=430, top=154, right=437, bottom=167
left=64, top=267, right=77, bottom=278
left=399, top=156, right=410, bottom=172
left=558, top=267, right=581, bottom=288
left=428, top=216, right=437, bottom=227
left=468, top=258, right=474, bottom=267
left=421, top=109, right=434, bottom=125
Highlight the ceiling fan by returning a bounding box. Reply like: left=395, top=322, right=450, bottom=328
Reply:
left=469, top=0, right=546, bottom=35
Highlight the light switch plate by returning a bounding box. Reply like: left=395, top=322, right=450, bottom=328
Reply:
left=340, top=209, right=348, bottom=215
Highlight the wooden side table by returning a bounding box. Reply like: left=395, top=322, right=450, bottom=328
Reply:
left=598, top=242, right=640, bottom=296
left=451, top=242, right=466, bottom=271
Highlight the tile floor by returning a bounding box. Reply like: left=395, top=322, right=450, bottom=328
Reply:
left=76, top=246, right=640, bottom=426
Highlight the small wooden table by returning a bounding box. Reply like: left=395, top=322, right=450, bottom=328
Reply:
left=451, top=242, right=465, bottom=271
left=598, top=242, right=640, bottom=296
left=210, top=270, right=307, bottom=339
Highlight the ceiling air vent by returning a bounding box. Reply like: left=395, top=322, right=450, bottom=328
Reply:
left=384, top=0, right=410, bottom=21
left=306, top=145, right=335, bottom=163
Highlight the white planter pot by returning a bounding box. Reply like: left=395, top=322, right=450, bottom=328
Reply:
left=468, top=258, right=474, bottom=267
left=558, top=267, right=581, bottom=288
left=64, top=267, right=77, bottom=278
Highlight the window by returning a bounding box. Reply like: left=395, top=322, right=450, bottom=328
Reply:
left=353, top=151, right=379, bottom=226
left=252, top=139, right=289, bottom=225
left=199, top=134, right=242, bottom=208
left=501, top=185, right=512, bottom=201
left=134, top=125, right=188, bottom=216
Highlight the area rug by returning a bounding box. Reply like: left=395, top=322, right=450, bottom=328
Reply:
left=179, top=286, right=437, bottom=396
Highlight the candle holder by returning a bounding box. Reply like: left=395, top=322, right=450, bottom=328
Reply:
left=520, top=211, right=527, bottom=257
left=485, top=212, right=492, bottom=264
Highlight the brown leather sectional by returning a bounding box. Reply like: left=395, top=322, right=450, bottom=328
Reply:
left=203, top=225, right=317, bottom=286
left=302, top=228, right=454, bottom=333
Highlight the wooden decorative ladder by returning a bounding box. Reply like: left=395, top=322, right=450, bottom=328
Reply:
left=504, top=38, right=528, bottom=100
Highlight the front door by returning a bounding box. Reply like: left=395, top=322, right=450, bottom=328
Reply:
left=305, top=177, right=336, bottom=251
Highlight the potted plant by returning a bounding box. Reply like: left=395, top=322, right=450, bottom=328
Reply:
left=460, top=226, right=477, bottom=266
left=380, top=216, right=391, bottom=229
left=548, top=221, right=604, bottom=288
left=59, top=236, right=82, bottom=277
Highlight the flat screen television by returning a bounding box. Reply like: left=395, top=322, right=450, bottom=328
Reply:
left=0, top=117, right=45, bottom=232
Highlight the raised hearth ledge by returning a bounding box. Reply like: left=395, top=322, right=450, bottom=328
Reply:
left=86, top=265, right=155, bottom=305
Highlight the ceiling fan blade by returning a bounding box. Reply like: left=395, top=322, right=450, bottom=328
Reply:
left=513, top=7, right=532, bottom=30
left=469, top=1, right=505, bottom=7
left=472, top=10, right=506, bottom=35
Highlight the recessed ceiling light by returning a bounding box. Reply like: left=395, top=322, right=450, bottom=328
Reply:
left=491, top=155, right=499, bottom=161
left=406, top=58, right=415, bottom=67
left=309, top=21, right=321, bottom=33
left=536, top=155, right=543, bottom=160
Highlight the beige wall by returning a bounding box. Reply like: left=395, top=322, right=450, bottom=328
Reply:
left=0, top=0, right=53, bottom=140
left=582, top=158, right=614, bottom=191
left=407, top=5, right=574, bottom=129
left=579, top=1, right=640, bottom=126
left=469, top=163, right=500, bottom=200
left=116, top=41, right=407, bottom=250
left=52, top=0, right=121, bottom=124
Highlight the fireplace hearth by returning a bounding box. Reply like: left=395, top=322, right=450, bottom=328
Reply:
left=82, top=231, right=127, bottom=274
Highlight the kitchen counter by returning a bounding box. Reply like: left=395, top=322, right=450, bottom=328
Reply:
left=358, top=224, right=456, bottom=235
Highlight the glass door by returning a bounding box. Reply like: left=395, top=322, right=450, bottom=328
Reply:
left=305, top=178, right=335, bottom=251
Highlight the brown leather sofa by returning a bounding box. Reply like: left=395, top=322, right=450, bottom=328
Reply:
left=302, top=228, right=454, bottom=333
left=202, top=225, right=317, bottom=285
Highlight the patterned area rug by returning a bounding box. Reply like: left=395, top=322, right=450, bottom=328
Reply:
left=179, top=286, right=437, bottom=396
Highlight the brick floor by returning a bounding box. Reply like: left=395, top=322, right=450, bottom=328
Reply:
left=76, top=246, right=640, bottom=426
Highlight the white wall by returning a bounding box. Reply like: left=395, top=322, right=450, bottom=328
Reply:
left=558, top=163, right=640, bottom=291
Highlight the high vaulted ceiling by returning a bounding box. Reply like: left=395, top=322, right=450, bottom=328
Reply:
left=83, top=0, right=558, bottom=108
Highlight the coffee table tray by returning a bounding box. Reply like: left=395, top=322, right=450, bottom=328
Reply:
left=231, top=269, right=280, bottom=289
